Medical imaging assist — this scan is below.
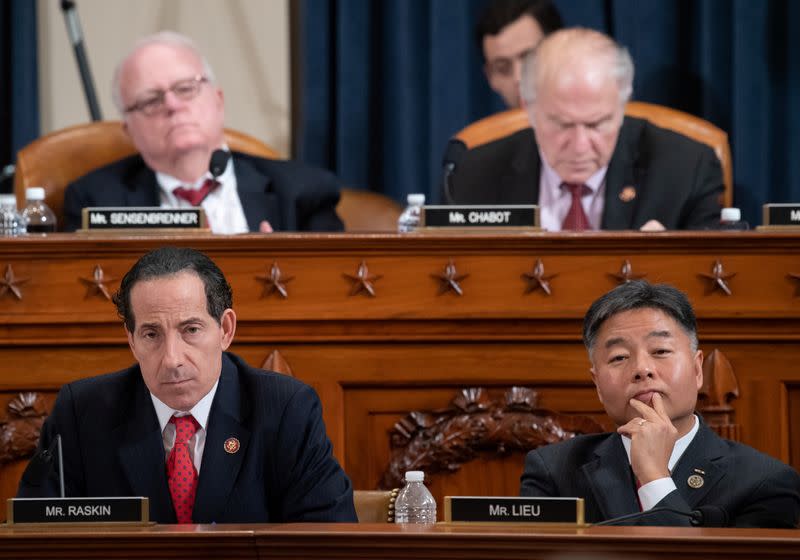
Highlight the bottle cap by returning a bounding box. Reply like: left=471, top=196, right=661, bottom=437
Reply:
left=404, top=471, right=424, bottom=482
left=721, top=207, right=741, bottom=222
left=407, top=193, right=426, bottom=206
left=26, top=187, right=46, bottom=201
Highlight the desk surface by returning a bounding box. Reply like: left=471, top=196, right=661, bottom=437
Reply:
left=1, top=523, right=799, bottom=559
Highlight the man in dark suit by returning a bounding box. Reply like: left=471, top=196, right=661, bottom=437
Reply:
left=18, top=247, right=356, bottom=524
left=520, top=281, right=800, bottom=527
left=444, top=28, right=723, bottom=231
left=63, top=31, right=342, bottom=233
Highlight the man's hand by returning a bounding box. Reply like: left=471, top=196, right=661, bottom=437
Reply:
left=639, top=220, right=666, bottom=231
left=617, top=393, right=678, bottom=484
left=259, top=220, right=273, bottom=233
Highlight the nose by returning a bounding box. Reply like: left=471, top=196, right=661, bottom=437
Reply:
left=570, top=124, right=591, bottom=153
left=162, top=332, right=185, bottom=370
left=631, top=351, right=656, bottom=381
left=162, top=89, right=186, bottom=113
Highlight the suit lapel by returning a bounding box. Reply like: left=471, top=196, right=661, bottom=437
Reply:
left=670, top=421, right=727, bottom=508
left=602, top=118, right=642, bottom=230
left=233, top=154, right=282, bottom=231
left=113, top=373, right=175, bottom=523
left=581, top=434, right=640, bottom=520
left=192, top=354, right=251, bottom=523
left=122, top=159, right=161, bottom=207
left=499, top=130, right=541, bottom=204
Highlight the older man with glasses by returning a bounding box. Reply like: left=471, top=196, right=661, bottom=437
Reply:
left=63, top=31, right=343, bottom=233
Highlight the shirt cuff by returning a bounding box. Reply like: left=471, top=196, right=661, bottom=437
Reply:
left=638, top=477, right=677, bottom=511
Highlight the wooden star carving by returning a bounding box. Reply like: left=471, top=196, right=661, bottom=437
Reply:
left=699, top=259, right=736, bottom=296
left=521, top=259, right=557, bottom=295
left=343, top=260, right=382, bottom=297
left=431, top=259, right=469, bottom=296
left=80, top=265, right=116, bottom=300
left=788, top=273, right=800, bottom=297
left=256, top=262, right=294, bottom=299
left=609, top=259, right=646, bottom=284
left=0, top=264, right=30, bottom=300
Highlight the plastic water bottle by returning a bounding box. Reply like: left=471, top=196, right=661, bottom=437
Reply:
left=397, top=193, right=426, bottom=232
left=0, top=194, right=26, bottom=236
left=22, top=187, right=57, bottom=233
left=718, top=207, right=749, bottom=230
left=394, top=470, right=437, bottom=524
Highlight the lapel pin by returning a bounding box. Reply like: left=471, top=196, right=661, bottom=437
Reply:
left=619, top=186, right=637, bottom=202
left=224, top=437, right=240, bottom=454
left=687, top=474, right=704, bottom=489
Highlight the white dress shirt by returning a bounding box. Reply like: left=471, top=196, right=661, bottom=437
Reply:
left=621, top=414, right=700, bottom=511
left=150, top=380, right=219, bottom=474
left=156, top=151, right=249, bottom=234
left=538, top=152, right=607, bottom=231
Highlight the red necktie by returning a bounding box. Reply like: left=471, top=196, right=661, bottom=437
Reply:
left=561, top=182, right=592, bottom=231
left=172, top=178, right=219, bottom=206
left=166, top=415, right=200, bottom=524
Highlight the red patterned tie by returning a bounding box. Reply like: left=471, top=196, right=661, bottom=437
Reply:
left=172, top=178, right=219, bottom=206
left=166, top=415, right=200, bottom=524
left=561, top=182, right=592, bottom=231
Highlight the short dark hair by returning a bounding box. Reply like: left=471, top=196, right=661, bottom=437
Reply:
left=475, top=0, right=564, bottom=59
left=113, top=246, right=233, bottom=333
left=582, top=281, right=698, bottom=355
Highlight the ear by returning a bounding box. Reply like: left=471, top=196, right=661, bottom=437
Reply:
left=693, top=348, right=704, bottom=391
left=219, top=308, right=236, bottom=350
left=590, top=365, right=604, bottom=405
left=126, top=327, right=138, bottom=359
left=122, top=120, right=130, bottom=137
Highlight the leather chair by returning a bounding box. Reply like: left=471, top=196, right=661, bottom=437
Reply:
left=353, top=489, right=399, bottom=523
left=13, top=121, right=401, bottom=231
left=452, top=102, right=733, bottom=208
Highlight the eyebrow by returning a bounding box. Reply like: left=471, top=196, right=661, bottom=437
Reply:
left=603, top=330, right=673, bottom=349
left=137, top=317, right=205, bottom=331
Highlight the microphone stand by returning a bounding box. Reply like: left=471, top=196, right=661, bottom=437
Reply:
left=60, top=0, right=102, bottom=121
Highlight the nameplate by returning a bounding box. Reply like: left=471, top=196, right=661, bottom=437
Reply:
left=422, top=205, right=540, bottom=229
left=7, top=497, right=149, bottom=525
left=81, top=207, right=207, bottom=231
left=444, top=496, right=584, bottom=525
left=761, top=204, right=800, bottom=227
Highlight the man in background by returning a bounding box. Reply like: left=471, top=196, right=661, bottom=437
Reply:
left=476, top=0, right=563, bottom=109
left=520, top=280, right=800, bottom=527
left=445, top=28, right=723, bottom=230
left=18, top=246, right=356, bottom=523
left=63, top=31, right=343, bottom=233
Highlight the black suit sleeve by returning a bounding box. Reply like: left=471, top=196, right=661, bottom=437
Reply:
left=272, top=384, right=356, bottom=521
left=679, top=143, right=725, bottom=230
left=519, top=449, right=560, bottom=497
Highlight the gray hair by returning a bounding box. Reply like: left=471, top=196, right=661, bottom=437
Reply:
left=520, top=27, right=634, bottom=106
left=111, top=30, right=217, bottom=114
left=583, top=280, right=699, bottom=356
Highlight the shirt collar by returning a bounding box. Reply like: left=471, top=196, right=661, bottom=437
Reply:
left=150, top=379, right=220, bottom=433
left=621, top=414, right=700, bottom=472
left=156, top=145, right=233, bottom=192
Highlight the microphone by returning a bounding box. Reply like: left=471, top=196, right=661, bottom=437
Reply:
left=60, top=1, right=102, bottom=121
left=595, top=505, right=728, bottom=527
left=209, top=149, right=231, bottom=178
left=441, top=140, right=466, bottom=204
left=21, top=434, right=66, bottom=498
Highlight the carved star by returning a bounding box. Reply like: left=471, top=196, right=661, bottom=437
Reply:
left=343, top=260, right=382, bottom=297
left=521, top=259, right=557, bottom=295
left=431, top=259, right=469, bottom=296
left=699, top=259, right=736, bottom=296
left=0, top=264, right=29, bottom=300
left=609, top=259, right=646, bottom=284
left=789, top=273, right=800, bottom=297
left=80, top=265, right=116, bottom=300
left=256, top=262, right=294, bottom=299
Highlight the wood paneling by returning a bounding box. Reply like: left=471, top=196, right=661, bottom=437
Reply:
left=1, top=232, right=799, bottom=524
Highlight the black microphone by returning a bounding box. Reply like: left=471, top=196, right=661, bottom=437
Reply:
left=60, top=1, right=102, bottom=121
left=209, top=149, right=231, bottom=178
left=20, top=434, right=66, bottom=497
left=441, top=140, right=467, bottom=204
left=595, top=504, right=728, bottom=527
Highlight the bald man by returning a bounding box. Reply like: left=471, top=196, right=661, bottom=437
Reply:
left=443, top=28, right=723, bottom=231
left=63, top=31, right=343, bottom=233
